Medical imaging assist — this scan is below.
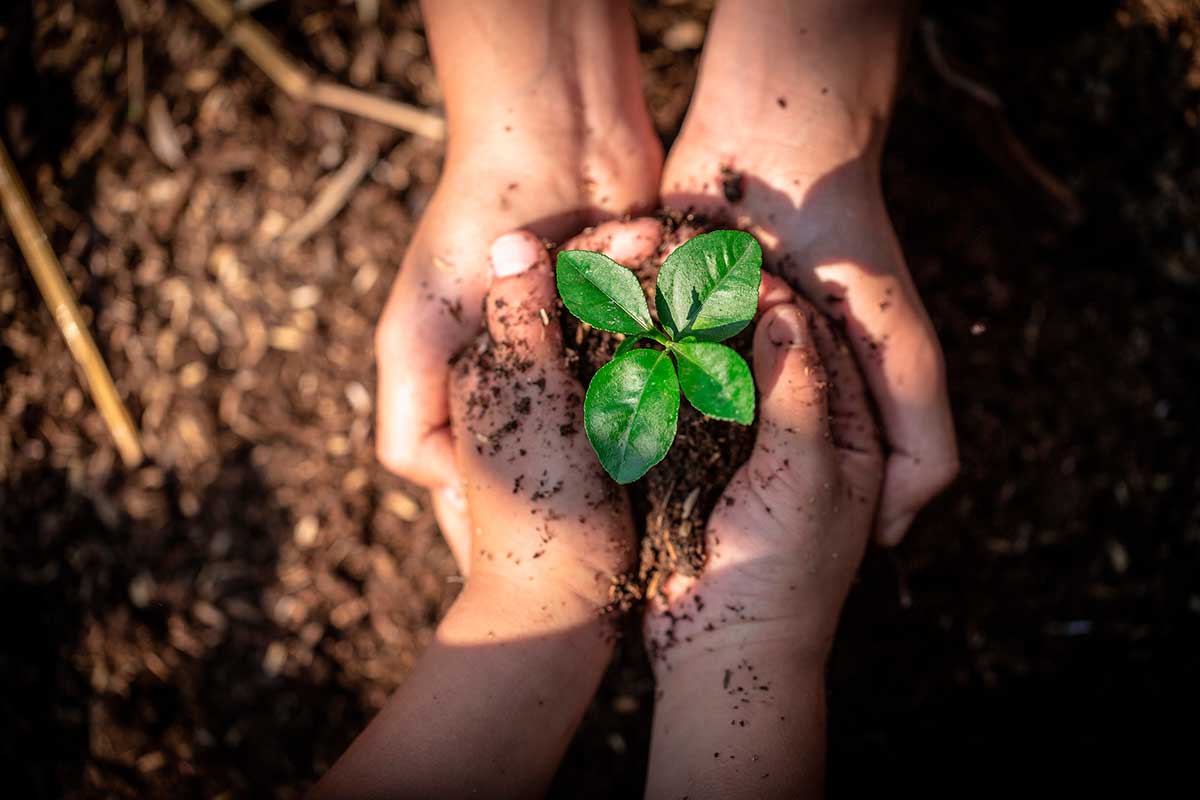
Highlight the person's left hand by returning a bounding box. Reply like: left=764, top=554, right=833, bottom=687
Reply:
left=448, top=228, right=641, bottom=604
left=314, top=231, right=644, bottom=800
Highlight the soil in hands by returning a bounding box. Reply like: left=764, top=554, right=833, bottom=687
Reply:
left=555, top=209, right=758, bottom=606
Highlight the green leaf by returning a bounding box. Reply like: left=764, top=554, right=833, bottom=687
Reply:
left=655, top=230, right=762, bottom=342
left=557, top=251, right=653, bottom=335
left=584, top=349, right=679, bottom=483
left=672, top=341, right=755, bottom=424
left=613, top=336, right=641, bottom=358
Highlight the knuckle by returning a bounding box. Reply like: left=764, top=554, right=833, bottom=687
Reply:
left=918, top=454, right=960, bottom=497
left=375, top=437, right=413, bottom=477
left=376, top=437, right=440, bottom=489
left=933, top=455, right=961, bottom=487
left=374, top=310, right=408, bottom=360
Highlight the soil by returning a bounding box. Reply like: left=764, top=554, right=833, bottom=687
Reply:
left=556, top=211, right=759, bottom=602
left=2, top=1, right=1199, bottom=798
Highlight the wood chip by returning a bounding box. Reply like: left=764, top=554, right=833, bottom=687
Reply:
left=179, top=361, right=208, bottom=388
left=294, top=515, right=319, bottom=547
left=383, top=490, right=420, bottom=521
left=663, top=19, right=705, bottom=51
left=288, top=285, right=322, bottom=309
left=330, top=598, right=368, bottom=629
left=136, top=751, right=166, bottom=773
left=344, top=381, right=371, bottom=414
left=269, top=327, right=304, bottom=351
left=262, top=641, right=287, bottom=676
left=146, top=95, right=185, bottom=168
left=280, top=145, right=378, bottom=244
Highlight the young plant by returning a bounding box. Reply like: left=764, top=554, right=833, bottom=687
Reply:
left=556, top=230, right=761, bottom=484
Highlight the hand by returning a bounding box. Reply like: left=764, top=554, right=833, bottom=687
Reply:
left=645, top=293, right=883, bottom=662
left=448, top=229, right=640, bottom=605
left=374, top=1, right=662, bottom=568
left=643, top=296, right=883, bottom=797
left=316, top=231, right=638, bottom=799
left=662, top=0, right=957, bottom=547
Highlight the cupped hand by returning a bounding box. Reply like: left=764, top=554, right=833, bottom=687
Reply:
left=374, top=135, right=661, bottom=569
left=446, top=229, right=642, bottom=605
left=645, top=294, right=884, bottom=666
left=662, top=119, right=957, bottom=548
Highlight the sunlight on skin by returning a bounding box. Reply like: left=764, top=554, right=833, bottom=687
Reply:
left=663, top=0, right=959, bottom=551
left=316, top=230, right=638, bottom=799
left=374, top=0, right=662, bottom=532
left=642, top=299, right=883, bottom=800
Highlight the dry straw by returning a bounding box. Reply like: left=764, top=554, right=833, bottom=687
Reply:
left=0, top=138, right=144, bottom=467
left=188, top=0, right=446, bottom=140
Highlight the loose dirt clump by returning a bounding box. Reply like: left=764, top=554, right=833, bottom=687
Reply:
left=556, top=210, right=758, bottom=603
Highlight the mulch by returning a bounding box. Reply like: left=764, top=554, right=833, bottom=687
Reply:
left=1, top=0, right=1197, bottom=796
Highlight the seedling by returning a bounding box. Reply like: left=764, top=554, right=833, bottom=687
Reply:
left=556, top=230, right=762, bottom=483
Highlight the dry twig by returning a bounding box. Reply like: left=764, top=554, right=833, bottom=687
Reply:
left=187, top=0, right=445, bottom=141
left=0, top=137, right=144, bottom=467
left=921, top=19, right=1083, bottom=224
left=281, top=144, right=380, bottom=244
left=116, top=0, right=146, bottom=122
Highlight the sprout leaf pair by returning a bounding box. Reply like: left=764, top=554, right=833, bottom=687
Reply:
left=556, top=230, right=762, bottom=483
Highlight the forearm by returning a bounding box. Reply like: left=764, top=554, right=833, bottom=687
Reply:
left=691, top=0, right=914, bottom=160
left=313, top=576, right=615, bottom=799
left=420, top=0, right=650, bottom=153
left=646, top=639, right=828, bottom=799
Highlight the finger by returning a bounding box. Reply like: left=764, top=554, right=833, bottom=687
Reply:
left=375, top=266, right=477, bottom=491
left=560, top=217, right=663, bottom=267
left=803, top=308, right=881, bottom=460
left=837, top=279, right=955, bottom=547
left=785, top=254, right=957, bottom=547
left=430, top=484, right=472, bottom=575
left=485, top=231, right=562, bottom=357
left=757, top=271, right=796, bottom=317
left=749, top=303, right=835, bottom=470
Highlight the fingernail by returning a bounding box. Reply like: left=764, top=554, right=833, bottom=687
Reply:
left=491, top=232, right=540, bottom=278
left=767, top=306, right=808, bottom=348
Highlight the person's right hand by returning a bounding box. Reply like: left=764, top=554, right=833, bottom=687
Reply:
left=447, top=229, right=638, bottom=608
left=373, top=3, right=662, bottom=570
left=317, top=235, right=642, bottom=800
left=375, top=160, right=661, bottom=570
left=661, top=0, right=959, bottom=550
left=642, top=296, right=884, bottom=797
left=645, top=294, right=884, bottom=667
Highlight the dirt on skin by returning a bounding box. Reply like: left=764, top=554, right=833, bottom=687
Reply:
left=555, top=210, right=760, bottom=604
left=2, top=0, right=1199, bottom=798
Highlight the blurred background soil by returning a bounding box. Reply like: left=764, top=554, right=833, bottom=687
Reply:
left=1, top=1, right=1198, bottom=796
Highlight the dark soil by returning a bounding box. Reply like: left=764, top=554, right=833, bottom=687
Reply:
left=2, top=1, right=1199, bottom=798
left=556, top=211, right=759, bottom=600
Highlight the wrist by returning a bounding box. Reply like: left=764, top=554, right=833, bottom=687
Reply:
left=443, top=573, right=619, bottom=653
left=423, top=1, right=659, bottom=169
left=683, top=0, right=910, bottom=166
left=648, top=613, right=831, bottom=683
left=461, top=567, right=621, bottom=630
left=646, top=635, right=828, bottom=798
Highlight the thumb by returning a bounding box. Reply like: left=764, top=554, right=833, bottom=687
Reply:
left=485, top=231, right=562, bottom=356
left=700, top=302, right=839, bottom=571
left=748, top=303, right=837, bottom=477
